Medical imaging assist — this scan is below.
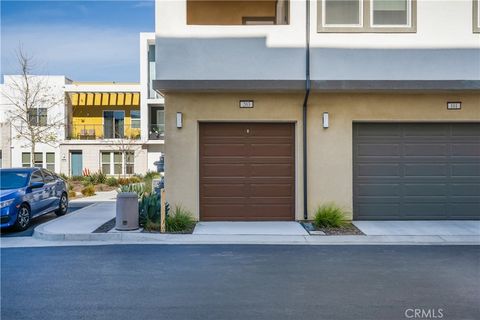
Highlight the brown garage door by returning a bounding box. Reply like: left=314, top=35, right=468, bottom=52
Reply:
left=200, top=123, right=295, bottom=221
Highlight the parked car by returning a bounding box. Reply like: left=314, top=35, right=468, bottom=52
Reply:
left=0, top=168, right=69, bottom=231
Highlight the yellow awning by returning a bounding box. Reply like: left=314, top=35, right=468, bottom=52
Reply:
left=69, top=92, right=140, bottom=107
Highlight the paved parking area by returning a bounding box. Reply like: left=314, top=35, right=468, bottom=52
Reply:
left=353, top=221, right=480, bottom=236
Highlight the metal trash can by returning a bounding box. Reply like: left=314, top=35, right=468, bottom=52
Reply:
left=116, top=192, right=139, bottom=231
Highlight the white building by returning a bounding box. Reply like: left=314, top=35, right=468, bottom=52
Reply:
left=0, top=33, right=165, bottom=175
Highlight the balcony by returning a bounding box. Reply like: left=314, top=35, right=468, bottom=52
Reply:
left=66, top=124, right=141, bottom=140
left=149, top=123, right=165, bottom=140
left=187, top=0, right=289, bottom=25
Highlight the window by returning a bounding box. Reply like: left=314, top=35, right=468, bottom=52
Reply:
left=22, top=153, right=30, bottom=167
left=46, top=153, right=55, bottom=172
left=318, top=0, right=416, bottom=32
left=42, top=169, right=55, bottom=183
left=103, top=111, right=125, bottom=139
left=28, top=108, right=48, bottom=126
left=113, top=152, right=123, bottom=175
left=125, top=152, right=134, bottom=175
left=101, top=152, right=111, bottom=174
left=324, top=0, right=362, bottom=26
left=474, top=0, right=480, bottom=33
left=130, top=110, right=140, bottom=129
left=100, top=151, right=135, bottom=175
left=33, top=153, right=43, bottom=168
left=0, top=150, right=2, bottom=168
left=30, top=170, right=43, bottom=184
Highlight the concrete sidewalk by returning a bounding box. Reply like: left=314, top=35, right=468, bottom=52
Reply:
left=24, top=199, right=480, bottom=247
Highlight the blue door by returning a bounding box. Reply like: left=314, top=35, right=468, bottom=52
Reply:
left=70, top=151, right=83, bottom=176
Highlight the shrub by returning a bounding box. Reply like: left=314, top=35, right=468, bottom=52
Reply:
left=166, top=206, right=195, bottom=232
left=68, top=190, right=77, bottom=198
left=82, top=179, right=92, bottom=187
left=313, top=203, right=347, bottom=228
left=118, top=183, right=145, bottom=197
left=70, top=175, right=84, bottom=181
left=81, top=184, right=96, bottom=197
left=106, top=177, right=119, bottom=187
left=95, top=171, right=107, bottom=184
left=117, top=178, right=130, bottom=185
left=139, top=193, right=161, bottom=228
left=128, top=176, right=141, bottom=184
left=144, top=170, right=160, bottom=180
left=59, top=173, right=69, bottom=181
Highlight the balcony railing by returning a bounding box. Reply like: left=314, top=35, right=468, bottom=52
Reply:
left=66, top=124, right=141, bottom=140
left=149, top=123, right=165, bottom=140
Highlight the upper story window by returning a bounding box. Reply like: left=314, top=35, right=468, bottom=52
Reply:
left=474, top=0, right=480, bottom=33
left=318, top=0, right=416, bottom=32
left=28, top=108, right=48, bottom=126
left=187, top=0, right=289, bottom=25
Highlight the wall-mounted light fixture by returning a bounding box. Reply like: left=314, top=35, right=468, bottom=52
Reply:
left=176, top=112, right=183, bottom=128
left=322, top=112, right=329, bottom=129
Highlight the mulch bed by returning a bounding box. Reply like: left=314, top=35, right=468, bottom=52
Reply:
left=316, top=223, right=364, bottom=235
left=303, top=221, right=364, bottom=235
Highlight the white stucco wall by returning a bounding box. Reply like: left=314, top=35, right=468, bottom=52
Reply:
left=155, top=0, right=480, bottom=82
left=1, top=75, right=70, bottom=171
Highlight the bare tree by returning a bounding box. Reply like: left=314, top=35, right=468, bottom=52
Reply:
left=107, top=125, right=142, bottom=178
left=2, top=47, right=64, bottom=166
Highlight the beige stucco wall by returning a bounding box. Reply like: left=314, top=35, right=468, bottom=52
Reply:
left=164, top=92, right=480, bottom=220
left=58, top=143, right=149, bottom=176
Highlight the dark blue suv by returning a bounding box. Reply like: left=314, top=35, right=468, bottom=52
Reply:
left=0, top=168, right=69, bottom=231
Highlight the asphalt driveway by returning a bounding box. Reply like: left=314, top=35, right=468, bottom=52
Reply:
left=1, top=245, right=479, bottom=320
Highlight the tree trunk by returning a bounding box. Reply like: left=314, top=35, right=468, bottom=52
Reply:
left=30, top=144, right=35, bottom=167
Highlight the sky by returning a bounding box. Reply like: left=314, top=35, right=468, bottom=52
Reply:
left=1, top=0, right=155, bottom=82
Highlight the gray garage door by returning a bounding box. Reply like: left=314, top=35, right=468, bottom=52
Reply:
left=353, top=123, right=480, bottom=220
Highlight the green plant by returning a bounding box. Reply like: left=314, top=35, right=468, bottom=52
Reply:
left=68, top=190, right=77, bottom=198
left=313, top=203, right=347, bottom=228
left=128, top=176, right=141, bottom=184
left=166, top=206, right=195, bottom=232
left=81, top=184, right=96, bottom=197
left=70, top=175, right=84, bottom=181
left=138, top=193, right=161, bottom=228
left=144, top=170, right=160, bottom=180
left=117, top=178, right=130, bottom=185
left=118, top=183, right=145, bottom=197
left=95, top=171, right=107, bottom=184
left=59, top=173, right=69, bottom=181
left=106, top=177, right=119, bottom=187
left=144, top=171, right=161, bottom=194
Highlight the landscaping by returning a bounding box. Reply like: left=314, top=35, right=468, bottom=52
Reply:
left=61, top=170, right=161, bottom=199
left=309, top=203, right=364, bottom=235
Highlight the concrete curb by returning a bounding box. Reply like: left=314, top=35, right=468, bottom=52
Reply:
left=32, top=229, right=480, bottom=246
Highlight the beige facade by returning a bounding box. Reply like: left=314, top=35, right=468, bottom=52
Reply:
left=59, top=142, right=149, bottom=176
left=164, top=92, right=480, bottom=220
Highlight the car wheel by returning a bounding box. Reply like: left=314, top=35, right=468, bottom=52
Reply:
left=55, top=193, right=68, bottom=216
left=14, top=204, right=31, bottom=231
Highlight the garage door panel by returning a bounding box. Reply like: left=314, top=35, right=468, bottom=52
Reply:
left=202, top=164, right=247, bottom=177
left=357, top=164, right=400, bottom=177
left=451, top=144, right=480, bottom=157
left=202, top=184, right=246, bottom=197
left=250, top=184, right=293, bottom=197
left=356, top=144, right=400, bottom=156
left=452, top=164, right=480, bottom=177
left=250, top=144, right=293, bottom=156
left=203, top=144, right=247, bottom=156
left=451, top=184, right=480, bottom=196
left=200, top=123, right=295, bottom=221
left=354, top=123, right=480, bottom=220
left=404, top=164, right=447, bottom=177
left=404, top=144, right=447, bottom=156
left=356, top=184, right=400, bottom=196
left=403, top=184, right=447, bottom=196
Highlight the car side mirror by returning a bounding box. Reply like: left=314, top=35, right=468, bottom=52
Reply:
left=30, top=181, right=45, bottom=189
